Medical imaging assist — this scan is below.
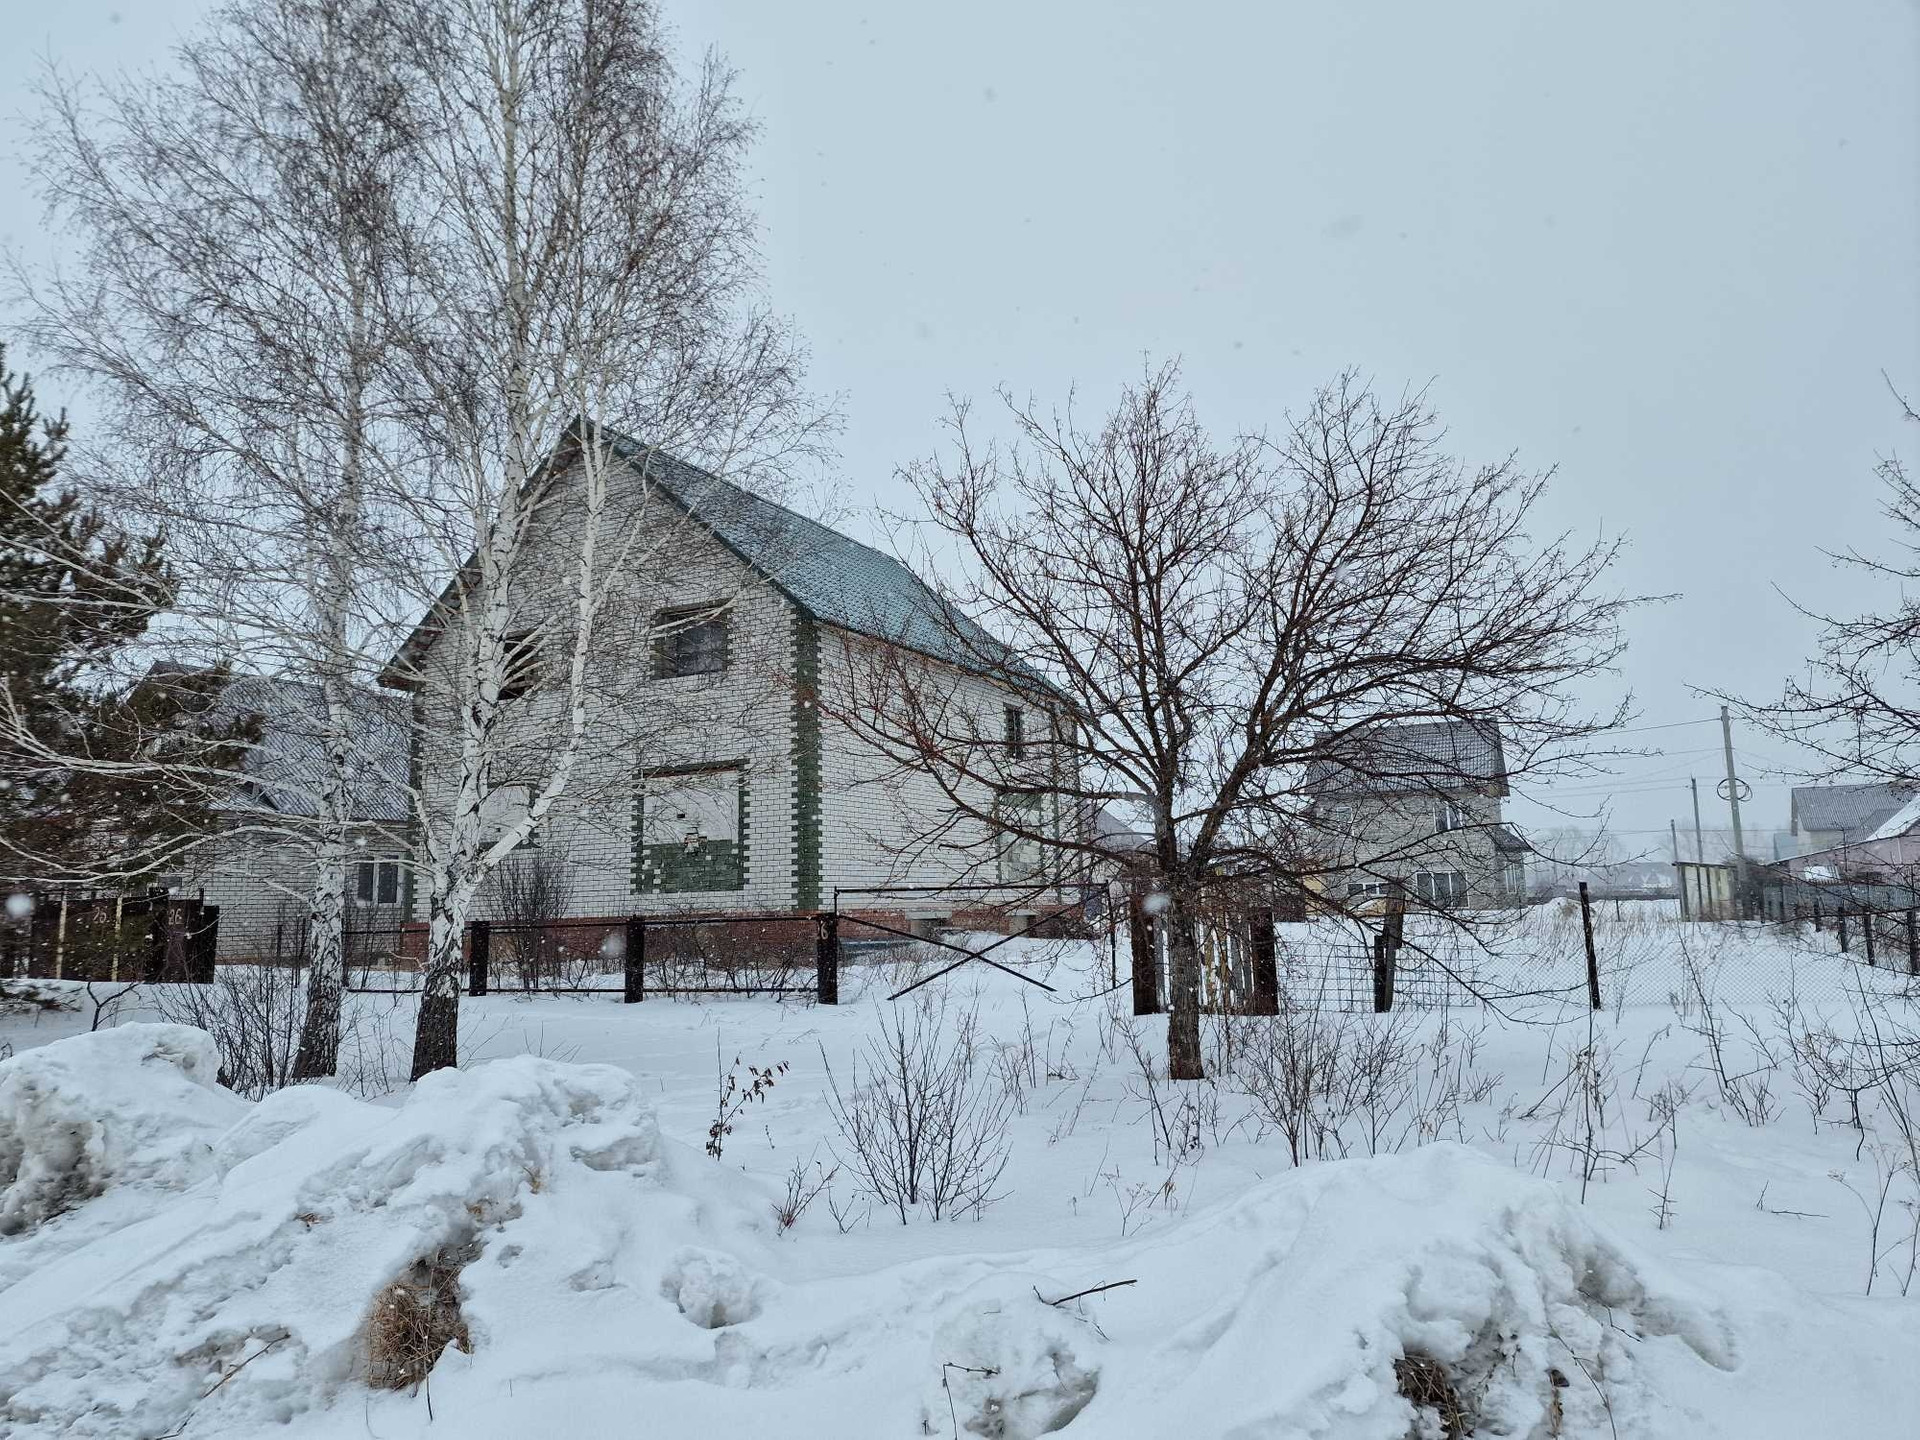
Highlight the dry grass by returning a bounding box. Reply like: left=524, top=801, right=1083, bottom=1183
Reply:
left=365, top=1242, right=475, bottom=1393
left=1394, top=1352, right=1472, bottom=1438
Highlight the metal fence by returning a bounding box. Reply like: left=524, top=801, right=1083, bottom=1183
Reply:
left=1, top=888, right=218, bottom=984
left=340, top=910, right=835, bottom=1001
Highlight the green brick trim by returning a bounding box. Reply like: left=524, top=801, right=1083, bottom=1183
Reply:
left=632, top=761, right=750, bottom=895
left=402, top=693, right=423, bottom=919
left=791, top=610, right=823, bottom=910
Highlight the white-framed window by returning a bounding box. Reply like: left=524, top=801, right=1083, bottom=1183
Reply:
left=352, top=859, right=401, bottom=905
left=1435, top=801, right=1469, bottom=834
left=1414, top=870, right=1468, bottom=907
left=1347, top=879, right=1390, bottom=900
left=1329, top=803, right=1354, bottom=831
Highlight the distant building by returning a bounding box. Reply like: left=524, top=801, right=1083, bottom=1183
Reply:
left=1785, top=790, right=1920, bottom=881
left=1304, top=720, right=1526, bottom=909
left=1789, top=782, right=1914, bottom=855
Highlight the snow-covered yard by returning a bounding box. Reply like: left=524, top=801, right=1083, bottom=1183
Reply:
left=2, top=910, right=1917, bottom=1438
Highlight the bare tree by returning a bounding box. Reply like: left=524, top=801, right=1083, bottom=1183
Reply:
left=835, top=365, right=1639, bottom=1078
left=16, top=0, right=423, bottom=1078
left=1729, top=382, right=1920, bottom=786
left=376, top=0, right=822, bottom=1077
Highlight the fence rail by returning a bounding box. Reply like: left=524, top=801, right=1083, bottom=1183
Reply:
left=340, top=910, right=839, bottom=1002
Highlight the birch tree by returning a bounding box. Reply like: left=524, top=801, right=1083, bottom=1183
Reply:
left=17, top=0, right=422, bottom=1076
left=837, top=365, right=1638, bottom=1079
left=379, top=0, right=820, bottom=1077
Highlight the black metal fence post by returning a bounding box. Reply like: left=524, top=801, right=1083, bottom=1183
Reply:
left=815, top=910, right=839, bottom=1005
left=468, top=920, right=490, bottom=997
left=1579, top=881, right=1602, bottom=1011
left=1248, top=908, right=1279, bottom=1016
left=1906, top=909, right=1919, bottom=977
left=623, top=917, right=646, bottom=1003
left=1837, top=909, right=1850, bottom=955
left=1864, top=911, right=1878, bottom=968
left=1372, top=884, right=1405, bottom=1013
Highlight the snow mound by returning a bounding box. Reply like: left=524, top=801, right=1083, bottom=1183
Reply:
left=1084, top=1142, right=1736, bottom=1438
left=0, top=1052, right=670, bottom=1438
left=922, top=1278, right=1100, bottom=1438
left=662, top=1245, right=766, bottom=1327
left=0, top=1036, right=1744, bottom=1440
left=0, top=1023, right=246, bottom=1236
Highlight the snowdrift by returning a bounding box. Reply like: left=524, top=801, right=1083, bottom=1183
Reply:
left=0, top=1026, right=1746, bottom=1438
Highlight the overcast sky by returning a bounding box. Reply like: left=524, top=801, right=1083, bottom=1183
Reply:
left=4, top=1, right=1917, bottom=854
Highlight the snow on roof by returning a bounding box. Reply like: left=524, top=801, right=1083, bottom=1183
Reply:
left=1303, top=720, right=1508, bottom=798
left=1866, top=792, right=1920, bottom=843
left=1790, top=781, right=1913, bottom=837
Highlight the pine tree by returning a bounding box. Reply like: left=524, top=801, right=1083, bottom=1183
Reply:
left=0, top=345, right=239, bottom=883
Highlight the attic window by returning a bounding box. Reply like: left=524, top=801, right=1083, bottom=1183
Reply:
left=654, top=607, right=729, bottom=678
left=1435, top=802, right=1468, bottom=834
left=1004, top=704, right=1025, bottom=760
left=498, top=630, right=544, bottom=702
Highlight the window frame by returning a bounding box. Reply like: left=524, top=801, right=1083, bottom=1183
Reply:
left=652, top=605, right=730, bottom=680
left=1413, top=869, right=1469, bottom=907
left=1434, top=800, right=1469, bottom=834
left=1004, top=703, right=1025, bottom=760
left=497, top=629, right=545, bottom=703
left=352, top=859, right=402, bottom=905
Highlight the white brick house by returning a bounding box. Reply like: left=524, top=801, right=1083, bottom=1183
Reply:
left=386, top=431, right=1063, bottom=927
left=1305, top=720, right=1527, bottom=909
left=181, top=675, right=411, bottom=957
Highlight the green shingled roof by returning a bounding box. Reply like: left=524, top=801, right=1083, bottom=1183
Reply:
left=605, top=429, right=1037, bottom=686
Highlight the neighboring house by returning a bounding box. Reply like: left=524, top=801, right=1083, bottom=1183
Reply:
left=1304, top=720, right=1526, bottom=909
left=385, top=432, right=1070, bottom=931
left=1784, top=791, right=1920, bottom=881
left=1789, top=782, right=1915, bottom=856
left=180, top=675, right=411, bottom=958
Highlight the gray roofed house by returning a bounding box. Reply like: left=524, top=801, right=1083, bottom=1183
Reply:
left=1789, top=782, right=1915, bottom=852
left=1304, top=720, right=1523, bottom=909
left=387, top=428, right=1074, bottom=928
left=1303, top=720, right=1509, bottom=799
left=181, top=674, right=414, bottom=960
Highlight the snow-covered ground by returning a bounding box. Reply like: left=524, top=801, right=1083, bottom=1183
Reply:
left=2, top=908, right=1916, bottom=1438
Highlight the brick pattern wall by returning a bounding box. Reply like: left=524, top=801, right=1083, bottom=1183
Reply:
left=1322, top=789, right=1517, bottom=907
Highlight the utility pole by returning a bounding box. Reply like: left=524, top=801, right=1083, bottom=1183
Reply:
left=1670, top=818, right=1681, bottom=863
left=1720, top=705, right=1748, bottom=915
left=1690, top=777, right=1706, bottom=863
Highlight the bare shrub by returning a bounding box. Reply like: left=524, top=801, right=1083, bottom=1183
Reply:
left=1674, top=939, right=1779, bottom=1126
left=706, top=1043, right=787, bottom=1159
left=771, top=1154, right=838, bottom=1234
left=822, top=994, right=1013, bottom=1222
left=152, top=963, right=306, bottom=1101
left=483, top=852, right=584, bottom=992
